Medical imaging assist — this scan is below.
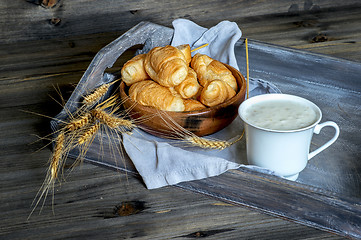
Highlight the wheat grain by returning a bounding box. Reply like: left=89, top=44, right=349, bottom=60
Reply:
left=91, top=108, right=134, bottom=130
left=82, top=83, right=111, bottom=106
left=186, top=128, right=245, bottom=150
left=50, top=132, right=65, bottom=179
left=78, top=122, right=101, bottom=145
left=65, top=112, right=92, bottom=131
left=186, top=136, right=231, bottom=150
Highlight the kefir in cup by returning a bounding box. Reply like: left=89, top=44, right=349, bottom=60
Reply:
left=238, top=94, right=339, bottom=180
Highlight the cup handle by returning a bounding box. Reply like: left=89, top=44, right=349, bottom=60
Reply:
left=308, top=121, right=340, bottom=160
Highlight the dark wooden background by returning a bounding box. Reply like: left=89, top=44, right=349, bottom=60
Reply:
left=1, top=0, right=361, bottom=239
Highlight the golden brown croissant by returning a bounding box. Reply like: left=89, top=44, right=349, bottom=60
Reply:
left=121, top=54, right=150, bottom=86
left=200, top=79, right=236, bottom=107
left=191, top=53, right=238, bottom=91
left=175, top=44, right=192, bottom=65
left=174, top=68, right=201, bottom=99
left=129, top=80, right=185, bottom=112
left=144, top=45, right=189, bottom=87
left=184, top=99, right=206, bottom=111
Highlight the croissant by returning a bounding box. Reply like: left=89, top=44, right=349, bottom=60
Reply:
left=191, top=53, right=238, bottom=91
left=200, top=79, right=236, bottom=107
left=129, top=80, right=185, bottom=112
left=184, top=99, right=206, bottom=111
left=121, top=54, right=149, bottom=86
left=168, top=86, right=182, bottom=98
left=144, top=45, right=190, bottom=87
left=174, top=68, right=201, bottom=99
left=175, top=44, right=192, bottom=65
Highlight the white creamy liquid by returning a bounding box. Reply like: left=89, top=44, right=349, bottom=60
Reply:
left=244, top=100, right=318, bottom=131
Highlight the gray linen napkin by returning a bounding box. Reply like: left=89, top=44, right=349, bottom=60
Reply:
left=171, top=19, right=242, bottom=70
left=123, top=133, right=240, bottom=189
left=122, top=19, right=279, bottom=189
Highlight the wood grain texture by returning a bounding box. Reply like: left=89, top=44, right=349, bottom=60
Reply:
left=0, top=1, right=360, bottom=50
left=177, top=168, right=361, bottom=238
left=1, top=1, right=360, bottom=239
left=0, top=164, right=344, bottom=240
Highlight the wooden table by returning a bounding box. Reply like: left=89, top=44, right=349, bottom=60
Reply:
left=1, top=1, right=360, bottom=239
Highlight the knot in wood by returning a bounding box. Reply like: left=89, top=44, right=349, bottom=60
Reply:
left=49, top=18, right=61, bottom=26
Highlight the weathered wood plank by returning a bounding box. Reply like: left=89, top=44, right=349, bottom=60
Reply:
left=1, top=0, right=361, bottom=46
left=0, top=33, right=138, bottom=108
left=240, top=5, right=361, bottom=61
left=177, top=168, right=361, bottom=239
left=1, top=5, right=361, bottom=110
left=0, top=160, right=345, bottom=239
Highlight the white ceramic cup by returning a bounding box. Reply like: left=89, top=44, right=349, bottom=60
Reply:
left=238, top=94, right=340, bottom=181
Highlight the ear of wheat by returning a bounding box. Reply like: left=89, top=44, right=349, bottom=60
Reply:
left=28, top=131, right=66, bottom=219
left=186, top=135, right=231, bottom=150
left=65, top=112, right=92, bottom=131
left=91, top=108, right=134, bottom=131
left=50, top=131, right=66, bottom=179
left=82, top=82, right=112, bottom=106
left=77, top=121, right=101, bottom=145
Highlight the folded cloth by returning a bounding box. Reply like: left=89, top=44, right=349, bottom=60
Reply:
left=123, top=133, right=240, bottom=189
left=171, top=19, right=242, bottom=70
left=171, top=19, right=279, bottom=95
left=122, top=19, right=279, bottom=189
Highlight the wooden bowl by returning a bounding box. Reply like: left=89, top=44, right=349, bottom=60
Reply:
left=119, top=64, right=247, bottom=138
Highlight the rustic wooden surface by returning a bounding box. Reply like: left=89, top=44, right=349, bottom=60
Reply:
left=1, top=1, right=361, bottom=239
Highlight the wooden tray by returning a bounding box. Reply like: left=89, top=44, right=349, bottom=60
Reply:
left=51, top=22, right=361, bottom=239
